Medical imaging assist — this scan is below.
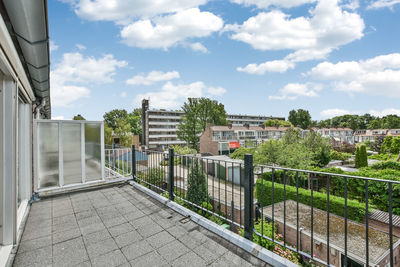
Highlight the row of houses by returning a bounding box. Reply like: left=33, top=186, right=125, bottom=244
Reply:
left=200, top=125, right=400, bottom=155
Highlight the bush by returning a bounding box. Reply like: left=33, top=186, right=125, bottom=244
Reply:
left=333, top=141, right=356, bottom=153
left=381, top=136, right=400, bottom=154
left=355, top=144, right=368, bottom=168
left=230, top=147, right=255, bottom=160
left=137, top=167, right=166, bottom=186
left=330, top=151, right=352, bottom=161
left=186, top=160, right=209, bottom=205
left=371, top=161, right=400, bottom=171
left=255, top=179, right=368, bottom=222
left=368, top=153, right=391, bottom=160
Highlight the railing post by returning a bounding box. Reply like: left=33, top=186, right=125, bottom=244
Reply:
left=244, top=154, right=254, bottom=241
left=132, top=145, right=136, bottom=180
left=168, top=148, right=175, bottom=201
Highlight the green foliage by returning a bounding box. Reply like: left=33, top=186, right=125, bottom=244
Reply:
left=355, top=144, right=368, bottom=168
left=255, top=180, right=368, bottom=222
left=103, top=108, right=142, bottom=136
left=104, top=123, right=113, bottom=145
left=169, top=145, right=197, bottom=155
left=382, top=136, right=400, bottom=154
left=330, top=150, right=352, bottom=161
left=73, top=114, right=85, bottom=120
left=114, top=118, right=133, bottom=148
left=264, top=119, right=293, bottom=127
left=317, top=113, right=400, bottom=130
left=288, top=109, right=312, bottom=130
left=332, top=141, right=356, bottom=153
left=177, top=98, right=227, bottom=150
left=230, top=147, right=255, bottom=160
left=137, top=167, right=166, bottom=186
left=254, top=129, right=332, bottom=169
left=186, top=160, right=208, bottom=205
left=371, top=160, right=400, bottom=171
left=208, top=215, right=224, bottom=225
left=368, top=153, right=391, bottom=160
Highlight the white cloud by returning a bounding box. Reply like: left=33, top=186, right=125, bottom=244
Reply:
left=237, top=60, right=295, bottom=74
left=230, top=0, right=316, bottom=9
left=120, top=92, right=127, bottom=98
left=228, top=0, right=364, bottom=73
left=320, top=108, right=400, bottom=118
left=367, top=0, right=400, bottom=9
left=76, top=44, right=86, bottom=50
left=189, top=42, right=209, bottom=53
left=309, top=53, right=400, bottom=98
left=61, top=0, right=208, bottom=24
left=50, top=40, right=59, bottom=52
left=120, top=8, right=223, bottom=50
left=269, top=83, right=322, bottom=100
left=52, top=115, right=65, bottom=120
left=51, top=52, right=127, bottom=107
left=369, top=108, right=400, bottom=117
left=126, top=70, right=180, bottom=86
left=134, top=81, right=227, bottom=109
left=320, top=108, right=352, bottom=118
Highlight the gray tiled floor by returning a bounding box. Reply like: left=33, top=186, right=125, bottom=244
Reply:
left=13, top=185, right=270, bottom=267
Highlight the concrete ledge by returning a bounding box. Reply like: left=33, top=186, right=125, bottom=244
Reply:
left=130, top=181, right=299, bottom=267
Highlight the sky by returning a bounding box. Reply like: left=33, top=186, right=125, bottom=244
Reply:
left=49, top=0, right=400, bottom=121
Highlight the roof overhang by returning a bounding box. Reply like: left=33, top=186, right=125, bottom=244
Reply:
left=1, top=0, right=50, bottom=118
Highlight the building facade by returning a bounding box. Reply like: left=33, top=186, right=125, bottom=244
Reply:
left=141, top=99, right=284, bottom=150
left=312, top=127, right=354, bottom=144
left=200, top=124, right=291, bottom=155
left=0, top=1, right=50, bottom=265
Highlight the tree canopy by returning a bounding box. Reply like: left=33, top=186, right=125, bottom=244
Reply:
left=288, top=109, right=312, bottom=130
left=177, top=98, right=227, bottom=150
left=264, top=119, right=292, bottom=127
left=73, top=114, right=85, bottom=120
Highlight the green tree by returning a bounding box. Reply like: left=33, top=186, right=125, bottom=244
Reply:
left=126, top=109, right=142, bottom=135
left=264, top=119, right=293, bottom=127
left=103, top=109, right=128, bottom=129
left=186, top=160, right=208, bottom=205
left=355, top=144, right=368, bottom=168
left=177, top=98, right=227, bottom=150
left=288, top=109, right=312, bottom=130
left=73, top=114, right=85, bottom=120
left=114, top=118, right=132, bottom=147
left=303, top=131, right=332, bottom=167
left=230, top=147, right=255, bottom=160
left=104, top=123, right=113, bottom=145
left=254, top=140, right=283, bottom=165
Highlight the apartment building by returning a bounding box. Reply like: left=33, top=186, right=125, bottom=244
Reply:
left=354, top=129, right=388, bottom=143
left=200, top=124, right=291, bottom=155
left=141, top=99, right=284, bottom=150
left=0, top=0, right=50, bottom=264
left=312, top=127, right=354, bottom=144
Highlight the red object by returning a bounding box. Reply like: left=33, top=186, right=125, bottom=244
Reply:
left=229, top=142, right=240, bottom=148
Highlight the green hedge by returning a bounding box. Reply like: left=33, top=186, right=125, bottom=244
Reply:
left=255, top=179, right=368, bottom=222
left=371, top=160, right=400, bottom=171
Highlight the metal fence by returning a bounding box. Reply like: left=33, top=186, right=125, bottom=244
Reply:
left=105, top=147, right=132, bottom=179
left=131, top=148, right=399, bottom=267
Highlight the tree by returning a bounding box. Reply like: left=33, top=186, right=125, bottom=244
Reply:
left=73, top=114, right=85, bottom=120
left=355, top=144, right=368, bottom=168
left=186, top=159, right=208, bottom=205
left=114, top=118, right=132, bottom=147
left=103, top=109, right=128, bottom=130
left=104, top=123, right=113, bottom=145
left=264, top=119, right=293, bottom=127
left=303, top=131, right=332, bottom=167
left=288, top=109, right=312, bottom=130
left=177, top=98, right=227, bottom=150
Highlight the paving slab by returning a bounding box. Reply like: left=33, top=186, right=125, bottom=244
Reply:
left=13, top=185, right=272, bottom=267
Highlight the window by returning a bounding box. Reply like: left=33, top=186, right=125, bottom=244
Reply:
left=341, top=254, right=363, bottom=267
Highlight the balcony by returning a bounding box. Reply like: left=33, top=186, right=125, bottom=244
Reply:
left=13, top=185, right=271, bottom=267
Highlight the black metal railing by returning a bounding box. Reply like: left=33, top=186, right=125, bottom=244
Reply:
left=131, top=147, right=399, bottom=267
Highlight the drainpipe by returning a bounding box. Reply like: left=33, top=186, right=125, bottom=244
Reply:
left=34, top=98, right=46, bottom=119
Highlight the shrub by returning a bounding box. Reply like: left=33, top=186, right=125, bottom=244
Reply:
left=255, top=179, right=368, bottom=222
left=368, top=153, right=391, bottom=161
left=137, top=167, right=166, bottom=186
left=333, top=141, right=356, bottom=153
left=186, top=160, right=209, bottom=205
left=381, top=136, right=400, bottom=154
left=330, top=151, right=352, bottom=161
left=371, top=161, right=400, bottom=171
left=230, top=147, right=255, bottom=160
left=355, top=144, right=368, bottom=168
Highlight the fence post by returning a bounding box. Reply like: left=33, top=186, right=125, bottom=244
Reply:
left=131, top=145, right=136, bottom=180
left=244, top=154, right=254, bottom=241
left=168, top=148, right=175, bottom=201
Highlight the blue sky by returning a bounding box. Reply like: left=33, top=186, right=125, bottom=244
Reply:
left=49, top=0, right=400, bottom=121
